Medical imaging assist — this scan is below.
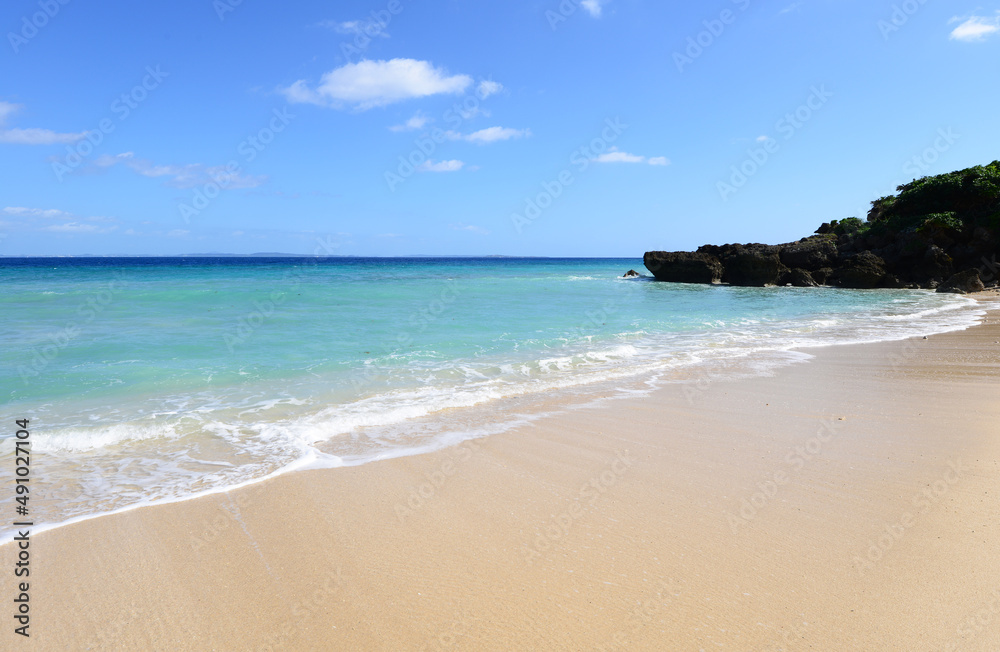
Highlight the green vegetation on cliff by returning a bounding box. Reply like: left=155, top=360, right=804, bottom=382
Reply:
left=824, top=160, right=1000, bottom=238
left=647, top=161, right=1000, bottom=292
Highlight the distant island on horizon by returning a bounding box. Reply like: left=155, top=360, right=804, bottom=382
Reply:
left=0, top=253, right=618, bottom=260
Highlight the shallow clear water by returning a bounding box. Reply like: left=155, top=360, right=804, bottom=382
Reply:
left=0, top=257, right=988, bottom=541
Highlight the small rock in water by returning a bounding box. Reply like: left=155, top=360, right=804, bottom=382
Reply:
left=923, top=336, right=928, bottom=339
left=623, top=269, right=640, bottom=278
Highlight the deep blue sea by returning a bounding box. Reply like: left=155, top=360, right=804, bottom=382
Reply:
left=0, top=257, right=988, bottom=541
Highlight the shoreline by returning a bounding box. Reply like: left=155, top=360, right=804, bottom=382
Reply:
left=4, top=299, right=1000, bottom=649
left=3, top=290, right=993, bottom=548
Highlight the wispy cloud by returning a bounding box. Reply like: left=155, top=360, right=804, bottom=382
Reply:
left=320, top=19, right=390, bottom=38
left=463, top=126, right=531, bottom=144
left=44, top=222, right=108, bottom=233
left=595, top=149, right=644, bottom=163
left=949, top=13, right=1000, bottom=41
left=0, top=102, right=18, bottom=123
left=281, top=58, right=473, bottom=110
left=0, top=128, right=86, bottom=145
left=93, top=152, right=266, bottom=189
left=0, top=101, right=86, bottom=145
left=778, top=2, right=803, bottom=16
left=389, top=113, right=431, bottom=132
left=456, top=105, right=490, bottom=120
left=581, top=0, right=607, bottom=18
left=591, top=147, right=670, bottom=166
left=477, top=80, right=503, bottom=98
left=3, top=206, right=119, bottom=234
left=450, top=223, right=490, bottom=235
left=3, top=206, right=71, bottom=219
left=417, top=159, right=464, bottom=172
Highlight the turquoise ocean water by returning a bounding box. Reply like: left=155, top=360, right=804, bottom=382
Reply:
left=0, top=257, right=990, bottom=541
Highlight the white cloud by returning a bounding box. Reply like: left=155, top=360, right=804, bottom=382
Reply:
left=0, top=102, right=20, bottom=123
left=44, top=222, right=112, bottom=233
left=325, top=19, right=360, bottom=33
left=320, top=19, right=389, bottom=38
left=4, top=206, right=119, bottom=234
left=94, top=151, right=135, bottom=167
left=4, top=206, right=71, bottom=219
left=167, top=229, right=190, bottom=237
left=95, top=152, right=266, bottom=189
left=389, top=113, right=431, bottom=132
left=581, top=0, right=606, bottom=17
left=477, top=80, right=503, bottom=98
left=451, top=223, right=490, bottom=235
left=594, top=149, right=645, bottom=163
left=591, top=147, right=670, bottom=166
left=281, top=59, right=472, bottom=110
left=949, top=13, right=1000, bottom=41
left=417, top=159, right=464, bottom=172
left=0, top=128, right=86, bottom=145
left=0, top=101, right=86, bottom=145
left=465, top=107, right=491, bottom=120
left=778, top=3, right=802, bottom=15
left=464, top=126, right=531, bottom=144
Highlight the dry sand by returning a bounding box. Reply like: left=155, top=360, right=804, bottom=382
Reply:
left=5, top=304, right=1000, bottom=651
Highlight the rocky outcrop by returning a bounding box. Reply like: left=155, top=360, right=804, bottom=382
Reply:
left=778, top=236, right=838, bottom=270
left=937, top=269, right=985, bottom=294
left=644, top=161, right=1000, bottom=290
left=832, top=251, right=889, bottom=289
left=644, top=230, right=994, bottom=290
left=697, top=244, right=786, bottom=286
left=784, top=268, right=819, bottom=287
left=643, top=252, right=723, bottom=284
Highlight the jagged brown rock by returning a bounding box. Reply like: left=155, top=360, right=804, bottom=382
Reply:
left=644, top=161, right=999, bottom=290
left=643, top=252, right=723, bottom=284
left=937, top=269, right=985, bottom=294
left=785, top=268, right=819, bottom=287
left=699, top=244, right=787, bottom=286
left=833, top=251, right=889, bottom=289
left=778, top=236, right=838, bottom=270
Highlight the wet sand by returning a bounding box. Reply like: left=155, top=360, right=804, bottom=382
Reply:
left=5, top=303, right=1000, bottom=651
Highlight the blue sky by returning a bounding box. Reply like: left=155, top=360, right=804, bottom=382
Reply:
left=1, top=0, right=998, bottom=256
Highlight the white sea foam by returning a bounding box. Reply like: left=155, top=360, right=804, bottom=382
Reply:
left=30, top=421, right=182, bottom=453
left=0, top=290, right=992, bottom=546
